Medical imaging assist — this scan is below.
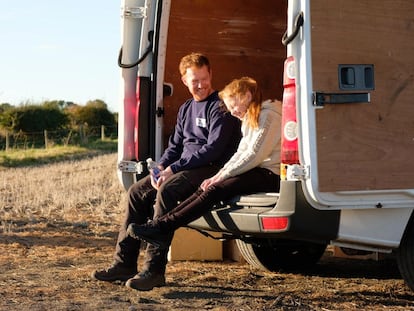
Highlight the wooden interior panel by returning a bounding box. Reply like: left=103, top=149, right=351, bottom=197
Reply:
left=311, top=0, right=414, bottom=191
left=162, top=0, right=287, bottom=143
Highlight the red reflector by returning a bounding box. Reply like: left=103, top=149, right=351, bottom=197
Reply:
left=261, top=217, right=289, bottom=230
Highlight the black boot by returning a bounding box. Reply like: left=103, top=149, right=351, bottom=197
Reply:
left=125, top=270, right=166, bottom=291
left=91, top=263, right=137, bottom=282
left=127, top=222, right=170, bottom=249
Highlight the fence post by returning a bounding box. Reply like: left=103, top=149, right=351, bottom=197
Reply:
left=5, top=131, right=9, bottom=151
left=79, top=125, right=84, bottom=143
left=44, top=130, right=48, bottom=149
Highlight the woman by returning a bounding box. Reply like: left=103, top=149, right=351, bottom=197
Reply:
left=127, top=76, right=282, bottom=248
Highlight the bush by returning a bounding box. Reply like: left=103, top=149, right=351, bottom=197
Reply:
left=1, top=104, right=69, bottom=133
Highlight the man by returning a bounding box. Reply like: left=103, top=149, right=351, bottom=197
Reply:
left=92, top=53, right=241, bottom=291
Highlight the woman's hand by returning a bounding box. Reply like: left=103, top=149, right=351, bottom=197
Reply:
left=200, top=173, right=223, bottom=191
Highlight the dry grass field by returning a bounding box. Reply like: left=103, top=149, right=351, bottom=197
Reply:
left=1, top=152, right=414, bottom=310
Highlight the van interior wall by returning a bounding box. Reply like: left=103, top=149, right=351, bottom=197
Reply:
left=162, top=0, right=287, bottom=145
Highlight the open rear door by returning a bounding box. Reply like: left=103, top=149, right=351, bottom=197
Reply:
left=296, top=0, right=414, bottom=209
left=117, top=0, right=170, bottom=189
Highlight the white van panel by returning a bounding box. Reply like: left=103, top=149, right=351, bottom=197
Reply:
left=337, top=207, right=413, bottom=249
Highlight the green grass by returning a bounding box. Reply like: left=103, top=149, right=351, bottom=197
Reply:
left=0, top=139, right=117, bottom=167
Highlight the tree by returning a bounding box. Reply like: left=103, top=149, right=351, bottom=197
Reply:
left=43, top=100, right=75, bottom=111
left=66, top=99, right=116, bottom=128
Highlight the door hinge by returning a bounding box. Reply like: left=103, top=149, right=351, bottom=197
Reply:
left=122, top=5, right=147, bottom=19
left=313, top=92, right=370, bottom=107
left=118, top=160, right=144, bottom=174
left=286, top=164, right=309, bottom=180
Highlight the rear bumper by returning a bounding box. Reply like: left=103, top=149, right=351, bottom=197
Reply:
left=189, top=180, right=340, bottom=243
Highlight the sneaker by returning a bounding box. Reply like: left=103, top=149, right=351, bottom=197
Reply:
left=126, top=270, right=166, bottom=291
left=91, top=264, right=137, bottom=282
left=126, top=223, right=170, bottom=249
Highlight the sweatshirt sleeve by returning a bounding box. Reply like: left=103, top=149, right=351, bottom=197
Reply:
left=219, top=105, right=281, bottom=179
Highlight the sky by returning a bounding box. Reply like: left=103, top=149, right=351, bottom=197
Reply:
left=0, top=1, right=121, bottom=112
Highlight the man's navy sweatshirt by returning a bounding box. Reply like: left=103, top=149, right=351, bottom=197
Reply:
left=159, top=91, right=241, bottom=173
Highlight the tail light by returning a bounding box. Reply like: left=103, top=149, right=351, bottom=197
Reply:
left=280, top=56, right=299, bottom=180
left=261, top=216, right=289, bottom=231
left=134, top=77, right=140, bottom=160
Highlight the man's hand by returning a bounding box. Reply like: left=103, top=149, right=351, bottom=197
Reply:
left=151, top=166, right=174, bottom=190
left=149, top=171, right=159, bottom=189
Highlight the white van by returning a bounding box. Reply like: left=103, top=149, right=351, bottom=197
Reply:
left=117, top=0, right=414, bottom=290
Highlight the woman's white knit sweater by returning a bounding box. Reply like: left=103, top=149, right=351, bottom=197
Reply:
left=219, top=99, right=282, bottom=179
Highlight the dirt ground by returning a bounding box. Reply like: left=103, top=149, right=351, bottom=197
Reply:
left=1, top=153, right=414, bottom=310
left=1, top=220, right=414, bottom=311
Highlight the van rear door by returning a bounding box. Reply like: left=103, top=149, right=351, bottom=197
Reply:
left=118, top=0, right=170, bottom=189
left=294, top=0, right=414, bottom=209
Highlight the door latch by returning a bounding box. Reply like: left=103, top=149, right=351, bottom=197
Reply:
left=313, top=92, right=370, bottom=107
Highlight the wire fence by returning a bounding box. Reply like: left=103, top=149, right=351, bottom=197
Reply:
left=0, top=125, right=117, bottom=151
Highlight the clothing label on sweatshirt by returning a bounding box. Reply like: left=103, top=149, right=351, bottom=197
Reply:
left=196, top=117, right=207, bottom=128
